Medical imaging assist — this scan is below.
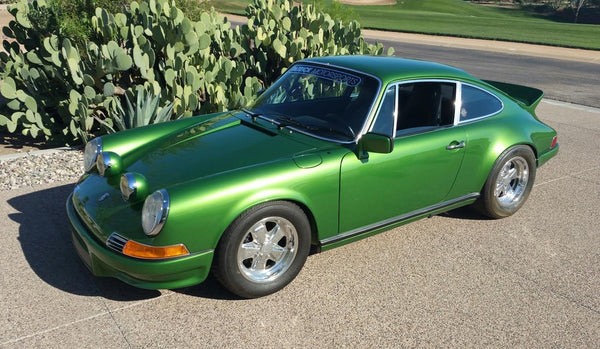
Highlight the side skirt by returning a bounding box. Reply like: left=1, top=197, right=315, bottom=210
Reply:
left=319, top=193, right=480, bottom=251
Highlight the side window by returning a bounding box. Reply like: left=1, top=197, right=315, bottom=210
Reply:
left=396, top=82, right=456, bottom=134
left=460, top=85, right=503, bottom=121
left=371, top=85, right=396, bottom=137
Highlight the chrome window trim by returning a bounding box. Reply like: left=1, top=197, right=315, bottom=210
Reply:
left=369, top=79, right=460, bottom=138
left=457, top=82, right=505, bottom=124
left=368, top=84, right=398, bottom=137
left=454, top=81, right=463, bottom=126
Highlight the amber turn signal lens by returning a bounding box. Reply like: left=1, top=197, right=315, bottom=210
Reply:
left=123, top=240, right=190, bottom=259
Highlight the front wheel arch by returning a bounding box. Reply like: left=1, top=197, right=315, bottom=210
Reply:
left=212, top=200, right=313, bottom=298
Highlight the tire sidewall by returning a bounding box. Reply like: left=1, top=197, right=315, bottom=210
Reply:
left=214, top=201, right=311, bottom=298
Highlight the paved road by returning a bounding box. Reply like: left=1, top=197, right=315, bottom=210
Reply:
left=226, top=15, right=600, bottom=109
left=1, top=99, right=599, bottom=347
left=376, top=39, right=600, bottom=109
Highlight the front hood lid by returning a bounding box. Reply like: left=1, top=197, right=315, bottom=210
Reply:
left=124, top=114, right=318, bottom=188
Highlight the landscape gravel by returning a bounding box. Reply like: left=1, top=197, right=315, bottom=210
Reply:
left=0, top=150, right=83, bottom=191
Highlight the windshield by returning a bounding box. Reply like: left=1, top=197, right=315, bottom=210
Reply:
left=248, top=64, right=380, bottom=142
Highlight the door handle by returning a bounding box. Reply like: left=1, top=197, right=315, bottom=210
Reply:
left=446, top=140, right=465, bottom=150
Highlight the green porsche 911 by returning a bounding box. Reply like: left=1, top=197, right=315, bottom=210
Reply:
left=67, top=56, right=558, bottom=298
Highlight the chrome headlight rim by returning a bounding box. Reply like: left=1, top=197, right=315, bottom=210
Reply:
left=83, top=137, right=102, bottom=172
left=120, top=173, right=137, bottom=201
left=120, top=172, right=148, bottom=202
left=96, top=152, right=110, bottom=176
left=96, top=151, right=122, bottom=177
left=142, top=189, right=170, bottom=237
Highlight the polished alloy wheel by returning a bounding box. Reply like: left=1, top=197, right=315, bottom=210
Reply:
left=493, top=156, right=529, bottom=210
left=237, top=216, right=298, bottom=283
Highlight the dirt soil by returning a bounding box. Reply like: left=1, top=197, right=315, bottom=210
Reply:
left=0, top=5, right=11, bottom=44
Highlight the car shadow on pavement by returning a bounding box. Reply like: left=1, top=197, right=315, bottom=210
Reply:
left=7, top=184, right=162, bottom=301
left=175, top=279, right=240, bottom=300
left=8, top=183, right=239, bottom=301
left=439, top=206, right=490, bottom=220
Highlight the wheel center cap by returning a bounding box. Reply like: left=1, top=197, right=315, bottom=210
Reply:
left=260, top=241, right=273, bottom=254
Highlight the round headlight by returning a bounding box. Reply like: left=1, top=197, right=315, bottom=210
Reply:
left=83, top=137, right=102, bottom=172
left=142, top=189, right=170, bottom=237
left=96, top=151, right=122, bottom=177
left=120, top=172, right=148, bottom=201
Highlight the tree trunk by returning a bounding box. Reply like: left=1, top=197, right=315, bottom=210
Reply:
left=574, top=0, right=586, bottom=23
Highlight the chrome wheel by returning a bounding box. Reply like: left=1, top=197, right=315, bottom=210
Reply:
left=237, top=216, right=298, bottom=283
left=215, top=201, right=311, bottom=298
left=476, top=146, right=536, bottom=219
left=494, top=156, right=529, bottom=209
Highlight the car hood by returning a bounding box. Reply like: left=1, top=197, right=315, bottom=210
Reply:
left=122, top=113, right=320, bottom=189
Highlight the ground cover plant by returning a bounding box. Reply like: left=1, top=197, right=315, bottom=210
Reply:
left=0, top=0, right=389, bottom=145
left=213, top=0, right=600, bottom=50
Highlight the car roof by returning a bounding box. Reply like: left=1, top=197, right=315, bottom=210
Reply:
left=301, top=56, right=476, bottom=84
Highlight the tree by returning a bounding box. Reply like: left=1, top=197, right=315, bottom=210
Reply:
left=571, top=0, right=587, bottom=22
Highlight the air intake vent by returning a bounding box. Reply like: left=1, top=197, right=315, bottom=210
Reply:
left=106, top=233, right=128, bottom=253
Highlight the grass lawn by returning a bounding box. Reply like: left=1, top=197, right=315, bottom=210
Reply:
left=210, top=0, right=600, bottom=50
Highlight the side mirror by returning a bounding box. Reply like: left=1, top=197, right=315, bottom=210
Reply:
left=357, top=133, right=393, bottom=159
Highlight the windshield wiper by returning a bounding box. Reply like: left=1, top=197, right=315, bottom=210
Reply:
left=241, top=108, right=262, bottom=122
left=275, top=116, right=310, bottom=130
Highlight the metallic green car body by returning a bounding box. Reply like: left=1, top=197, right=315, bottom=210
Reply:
left=67, top=56, right=558, bottom=290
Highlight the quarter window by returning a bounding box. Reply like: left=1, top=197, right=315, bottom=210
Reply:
left=460, top=85, right=503, bottom=121
left=371, top=85, right=396, bottom=137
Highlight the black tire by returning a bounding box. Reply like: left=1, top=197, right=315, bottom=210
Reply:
left=213, top=201, right=311, bottom=298
left=476, top=145, right=536, bottom=219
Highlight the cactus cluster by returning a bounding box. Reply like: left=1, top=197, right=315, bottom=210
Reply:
left=0, top=0, right=392, bottom=145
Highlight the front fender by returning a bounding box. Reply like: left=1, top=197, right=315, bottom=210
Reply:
left=161, top=157, right=342, bottom=253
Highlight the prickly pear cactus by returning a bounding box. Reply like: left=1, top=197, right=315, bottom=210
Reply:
left=0, top=0, right=391, bottom=145
left=241, top=0, right=393, bottom=86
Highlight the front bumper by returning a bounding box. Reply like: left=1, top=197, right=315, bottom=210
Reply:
left=66, top=193, right=213, bottom=290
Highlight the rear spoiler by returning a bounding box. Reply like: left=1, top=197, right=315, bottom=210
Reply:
left=483, top=80, right=544, bottom=113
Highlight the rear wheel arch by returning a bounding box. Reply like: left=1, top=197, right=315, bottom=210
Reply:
left=475, top=144, right=537, bottom=218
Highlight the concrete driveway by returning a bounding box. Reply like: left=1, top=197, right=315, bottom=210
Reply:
left=0, top=99, right=598, bottom=348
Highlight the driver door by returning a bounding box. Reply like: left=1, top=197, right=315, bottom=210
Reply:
left=339, top=81, right=466, bottom=233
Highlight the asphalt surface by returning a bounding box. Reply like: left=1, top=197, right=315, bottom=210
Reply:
left=1, top=99, right=599, bottom=347
left=379, top=40, right=600, bottom=109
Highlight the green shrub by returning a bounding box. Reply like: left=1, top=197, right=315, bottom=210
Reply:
left=110, top=87, right=175, bottom=131
left=241, top=0, right=392, bottom=86
left=0, top=0, right=391, bottom=145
